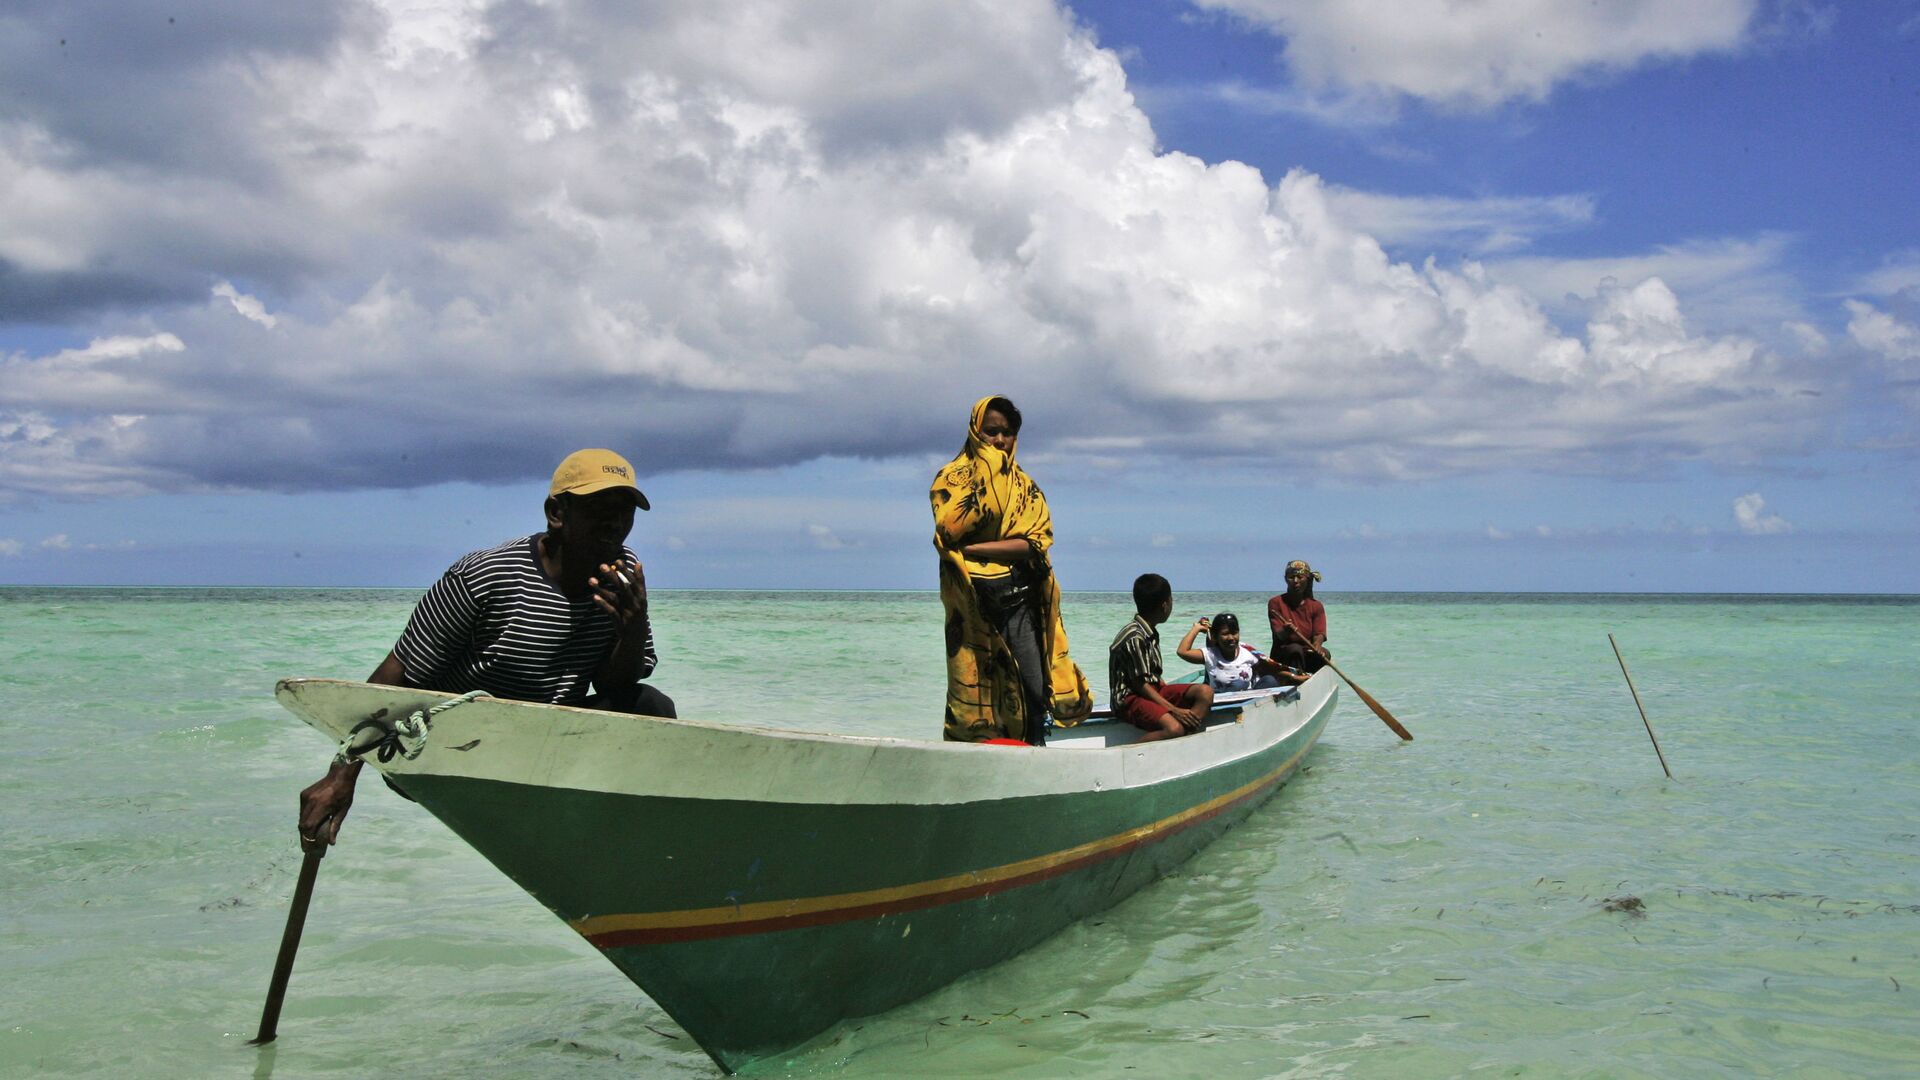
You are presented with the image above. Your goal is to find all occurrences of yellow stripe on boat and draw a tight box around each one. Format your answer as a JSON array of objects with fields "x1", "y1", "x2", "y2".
[{"x1": 571, "y1": 740, "x2": 1311, "y2": 941}]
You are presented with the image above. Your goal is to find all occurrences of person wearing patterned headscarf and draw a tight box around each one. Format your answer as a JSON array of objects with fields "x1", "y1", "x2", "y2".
[
  {"x1": 930, "y1": 396, "x2": 1092, "y2": 743},
  {"x1": 1267, "y1": 559, "x2": 1328, "y2": 673}
]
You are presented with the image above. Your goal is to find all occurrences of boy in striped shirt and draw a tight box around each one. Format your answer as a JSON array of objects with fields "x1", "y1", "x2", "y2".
[{"x1": 1108, "y1": 573, "x2": 1215, "y2": 742}]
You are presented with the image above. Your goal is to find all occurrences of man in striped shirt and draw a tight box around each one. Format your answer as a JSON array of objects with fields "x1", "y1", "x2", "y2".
[
  {"x1": 1109, "y1": 573, "x2": 1215, "y2": 743},
  {"x1": 298, "y1": 449, "x2": 672, "y2": 845}
]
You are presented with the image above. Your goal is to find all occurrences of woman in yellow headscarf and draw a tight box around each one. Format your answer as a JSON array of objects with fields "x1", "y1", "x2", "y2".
[{"x1": 931, "y1": 396, "x2": 1091, "y2": 743}]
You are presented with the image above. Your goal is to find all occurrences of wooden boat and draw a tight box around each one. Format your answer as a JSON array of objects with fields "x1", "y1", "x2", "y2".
[{"x1": 275, "y1": 669, "x2": 1340, "y2": 1073}]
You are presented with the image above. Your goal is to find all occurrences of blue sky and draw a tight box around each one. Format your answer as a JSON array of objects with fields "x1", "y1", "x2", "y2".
[{"x1": 2, "y1": 0, "x2": 1917, "y2": 591}]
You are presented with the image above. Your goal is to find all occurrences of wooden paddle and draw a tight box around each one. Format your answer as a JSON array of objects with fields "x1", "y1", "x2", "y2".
[
  {"x1": 248, "y1": 834, "x2": 328, "y2": 1045},
  {"x1": 1279, "y1": 623, "x2": 1413, "y2": 741}
]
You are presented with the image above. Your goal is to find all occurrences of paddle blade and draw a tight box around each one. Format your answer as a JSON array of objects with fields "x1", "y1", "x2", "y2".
[
  {"x1": 1350, "y1": 681, "x2": 1413, "y2": 741},
  {"x1": 1321, "y1": 659, "x2": 1412, "y2": 740}
]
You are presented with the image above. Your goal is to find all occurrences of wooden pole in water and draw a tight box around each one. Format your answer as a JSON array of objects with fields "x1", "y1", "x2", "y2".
[
  {"x1": 1608, "y1": 633, "x2": 1672, "y2": 780},
  {"x1": 248, "y1": 835, "x2": 328, "y2": 1045}
]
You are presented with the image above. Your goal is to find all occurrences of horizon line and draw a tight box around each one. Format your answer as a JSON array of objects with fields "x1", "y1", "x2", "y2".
[{"x1": 2, "y1": 584, "x2": 1917, "y2": 599}]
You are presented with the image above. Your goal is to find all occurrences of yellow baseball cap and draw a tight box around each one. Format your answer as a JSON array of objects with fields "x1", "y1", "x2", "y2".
[{"x1": 549, "y1": 449, "x2": 650, "y2": 509}]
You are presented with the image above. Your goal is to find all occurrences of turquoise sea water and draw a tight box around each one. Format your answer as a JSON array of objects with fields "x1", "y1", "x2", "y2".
[{"x1": 2, "y1": 588, "x2": 1916, "y2": 1078}]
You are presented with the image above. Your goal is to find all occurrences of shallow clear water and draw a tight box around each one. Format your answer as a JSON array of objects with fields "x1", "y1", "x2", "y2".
[{"x1": 2, "y1": 588, "x2": 1916, "y2": 1078}]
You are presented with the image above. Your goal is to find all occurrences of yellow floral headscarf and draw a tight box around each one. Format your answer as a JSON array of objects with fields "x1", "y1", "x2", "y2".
[{"x1": 931, "y1": 397, "x2": 1092, "y2": 741}]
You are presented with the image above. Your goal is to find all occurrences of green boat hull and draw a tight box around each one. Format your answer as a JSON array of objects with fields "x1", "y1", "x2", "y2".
[{"x1": 277, "y1": 673, "x2": 1338, "y2": 1072}]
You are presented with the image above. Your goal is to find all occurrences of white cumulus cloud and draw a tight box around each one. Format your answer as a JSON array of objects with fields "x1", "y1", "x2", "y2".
[
  {"x1": 1488, "y1": 235, "x2": 1809, "y2": 339},
  {"x1": 1190, "y1": 0, "x2": 1756, "y2": 108},
  {"x1": 1845, "y1": 300, "x2": 1920, "y2": 365},
  {"x1": 1732, "y1": 492, "x2": 1790, "y2": 534},
  {"x1": 1851, "y1": 251, "x2": 1920, "y2": 297},
  {"x1": 43, "y1": 334, "x2": 185, "y2": 365},
  {"x1": 0, "y1": 538, "x2": 21, "y2": 557},
  {"x1": 212, "y1": 282, "x2": 279, "y2": 328},
  {"x1": 0, "y1": 0, "x2": 1821, "y2": 499},
  {"x1": 1784, "y1": 321, "x2": 1828, "y2": 353}
]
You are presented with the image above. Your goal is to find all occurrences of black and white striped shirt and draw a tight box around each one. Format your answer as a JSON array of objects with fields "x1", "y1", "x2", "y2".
[
  {"x1": 391, "y1": 535, "x2": 656, "y2": 704},
  {"x1": 1108, "y1": 613, "x2": 1162, "y2": 707}
]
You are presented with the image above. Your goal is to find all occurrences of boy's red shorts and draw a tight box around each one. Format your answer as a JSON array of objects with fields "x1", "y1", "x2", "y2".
[{"x1": 1119, "y1": 681, "x2": 1203, "y2": 730}]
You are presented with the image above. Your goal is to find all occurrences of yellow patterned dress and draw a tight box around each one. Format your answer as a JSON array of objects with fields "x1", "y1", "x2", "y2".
[{"x1": 931, "y1": 397, "x2": 1092, "y2": 742}]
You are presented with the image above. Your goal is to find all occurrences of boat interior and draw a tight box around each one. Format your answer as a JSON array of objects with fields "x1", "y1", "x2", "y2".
[{"x1": 1046, "y1": 684, "x2": 1301, "y2": 750}]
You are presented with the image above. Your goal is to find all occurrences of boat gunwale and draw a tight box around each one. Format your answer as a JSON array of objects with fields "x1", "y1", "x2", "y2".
[
  {"x1": 274, "y1": 677, "x2": 1301, "y2": 746},
  {"x1": 273, "y1": 671, "x2": 1337, "y2": 806}
]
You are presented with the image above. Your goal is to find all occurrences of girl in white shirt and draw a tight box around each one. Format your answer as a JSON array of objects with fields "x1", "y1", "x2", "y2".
[{"x1": 1175, "y1": 612, "x2": 1305, "y2": 691}]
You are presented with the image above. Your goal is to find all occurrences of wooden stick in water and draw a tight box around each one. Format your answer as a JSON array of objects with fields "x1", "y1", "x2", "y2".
[
  {"x1": 248, "y1": 834, "x2": 328, "y2": 1045},
  {"x1": 1608, "y1": 633, "x2": 1672, "y2": 780}
]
